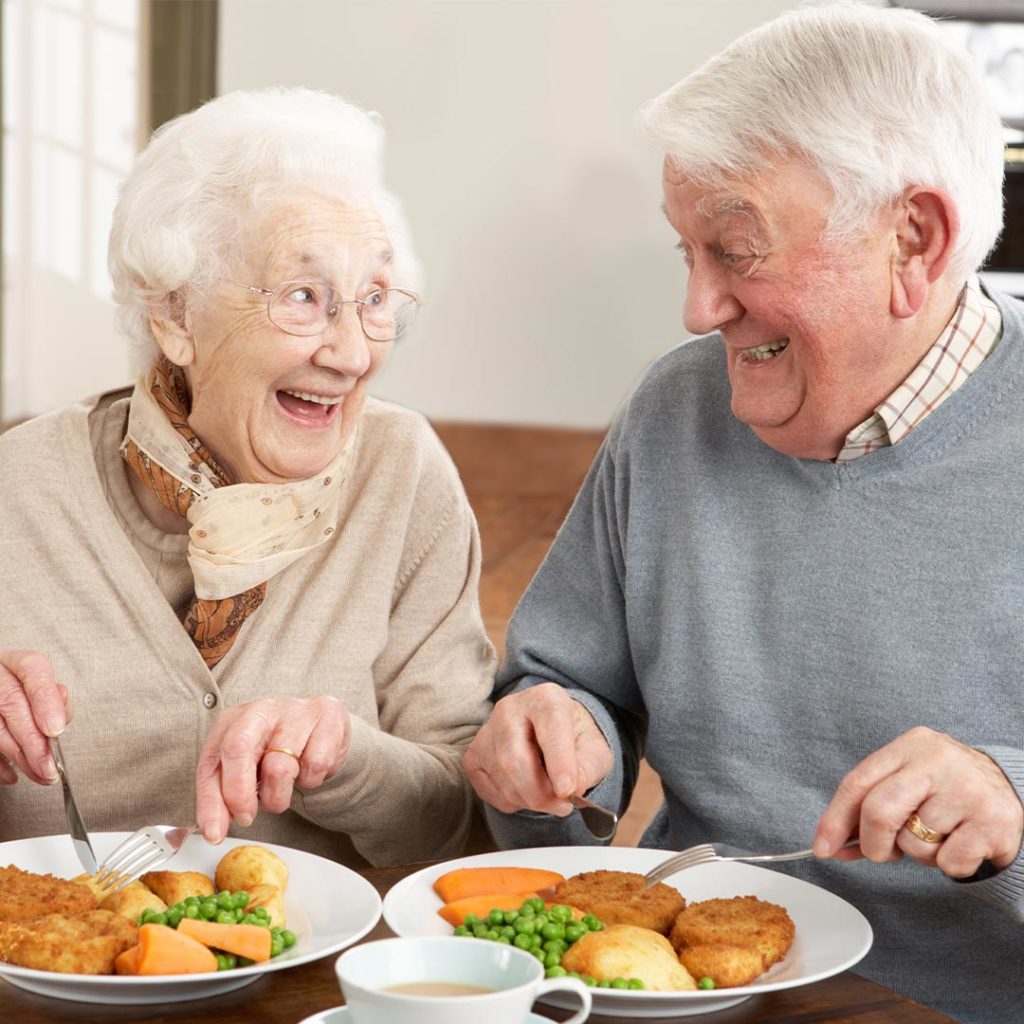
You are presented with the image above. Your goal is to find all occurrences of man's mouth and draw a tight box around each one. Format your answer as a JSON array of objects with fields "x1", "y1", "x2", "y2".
[
  {"x1": 740, "y1": 338, "x2": 790, "y2": 363},
  {"x1": 277, "y1": 389, "x2": 345, "y2": 421}
]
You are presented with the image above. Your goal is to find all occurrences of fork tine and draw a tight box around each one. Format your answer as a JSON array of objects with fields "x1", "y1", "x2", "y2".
[
  {"x1": 96, "y1": 844, "x2": 163, "y2": 887},
  {"x1": 96, "y1": 832, "x2": 152, "y2": 875},
  {"x1": 645, "y1": 844, "x2": 719, "y2": 886},
  {"x1": 96, "y1": 849, "x2": 170, "y2": 894}
]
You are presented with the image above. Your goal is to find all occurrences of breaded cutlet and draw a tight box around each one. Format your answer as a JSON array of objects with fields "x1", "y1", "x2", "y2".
[
  {"x1": 0, "y1": 865, "x2": 96, "y2": 924},
  {"x1": 553, "y1": 870, "x2": 686, "y2": 935},
  {"x1": 669, "y1": 895, "x2": 795, "y2": 978},
  {"x1": 0, "y1": 909, "x2": 137, "y2": 974},
  {"x1": 678, "y1": 942, "x2": 767, "y2": 988}
]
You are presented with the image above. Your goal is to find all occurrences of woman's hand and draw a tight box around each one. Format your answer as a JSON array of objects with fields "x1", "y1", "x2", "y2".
[
  {"x1": 814, "y1": 726, "x2": 1024, "y2": 877},
  {"x1": 0, "y1": 649, "x2": 71, "y2": 786},
  {"x1": 464, "y1": 683, "x2": 613, "y2": 815},
  {"x1": 195, "y1": 695, "x2": 349, "y2": 843}
]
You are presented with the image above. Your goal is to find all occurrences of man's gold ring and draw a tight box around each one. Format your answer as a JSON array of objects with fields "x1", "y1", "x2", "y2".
[
  {"x1": 265, "y1": 746, "x2": 301, "y2": 761},
  {"x1": 905, "y1": 812, "x2": 946, "y2": 844}
]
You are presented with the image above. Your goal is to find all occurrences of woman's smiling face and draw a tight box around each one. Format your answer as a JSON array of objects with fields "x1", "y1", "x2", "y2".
[{"x1": 156, "y1": 192, "x2": 395, "y2": 483}]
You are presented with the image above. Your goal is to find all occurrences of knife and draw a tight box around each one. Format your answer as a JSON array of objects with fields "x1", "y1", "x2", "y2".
[{"x1": 49, "y1": 736, "x2": 98, "y2": 875}]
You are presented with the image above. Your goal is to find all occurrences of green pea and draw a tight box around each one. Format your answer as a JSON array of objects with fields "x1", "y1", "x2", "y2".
[
  {"x1": 513, "y1": 933, "x2": 533, "y2": 950},
  {"x1": 532, "y1": 948, "x2": 546, "y2": 962},
  {"x1": 200, "y1": 901, "x2": 219, "y2": 920},
  {"x1": 233, "y1": 891, "x2": 250, "y2": 908},
  {"x1": 541, "y1": 939, "x2": 565, "y2": 956},
  {"x1": 453, "y1": 925, "x2": 470, "y2": 936},
  {"x1": 540, "y1": 922, "x2": 565, "y2": 941},
  {"x1": 472, "y1": 923, "x2": 489, "y2": 938},
  {"x1": 529, "y1": 933, "x2": 543, "y2": 949},
  {"x1": 610, "y1": 978, "x2": 629, "y2": 989},
  {"x1": 526, "y1": 898, "x2": 545, "y2": 913},
  {"x1": 496, "y1": 935, "x2": 511, "y2": 944},
  {"x1": 237, "y1": 956, "x2": 254, "y2": 967},
  {"x1": 270, "y1": 934, "x2": 285, "y2": 958},
  {"x1": 215, "y1": 954, "x2": 233, "y2": 972},
  {"x1": 165, "y1": 909, "x2": 183, "y2": 928},
  {"x1": 463, "y1": 914, "x2": 479, "y2": 926},
  {"x1": 216, "y1": 910, "x2": 236, "y2": 925},
  {"x1": 581, "y1": 914, "x2": 600, "y2": 930},
  {"x1": 216, "y1": 891, "x2": 235, "y2": 909},
  {"x1": 513, "y1": 917, "x2": 536, "y2": 935},
  {"x1": 487, "y1": 909, "x2": 505, "y2": 926},
  {"x1": 534, "y1": 914, "x2": 549, "y2": 930},
  {"x1": 149, "y1": 912, "x2": 168, "y2": 926},
  {"x1": 627, "y1": 978, "x2": 645, "y2": 990},
  {"x1": 241, "y1": 913, "x2": 260, "y2": 925},
  {"x1": 545, "y1": 965, "x2": 567, "y2": 978},
  {"x1": 184, "y1": 904, "x2": 200, "y2": 919},
  {"x1": 566, "y1": 972, "x2": 582, "y2": 980},
  {"x1": 564, "y1": 923, "x2": 584, "y2": 943},
  {"x1": 518, "y1": 903, "x2": 536, "y2": 918},
  {"x1": 503, "y1": 910, "x2": 519, "y2": 925},
  {"x1": 582, "y1": 975, "x2": 597, "y2": 987},
  {"x1": 598, "y1": 979, "x2": 612, "y2": 988},
  {"x1": 500, "y1": 926, "x2": 516, "y2": 939},
  {"x1": 548, "y1": 904, "x2": 573, "y2": 923},
  {"x1": 543, "y1": 952, "x2": 561, "y2": 968},
  {"x1": 483, "y1": 929, "x2": 499, "y2": 941},
  {"x1": 252, "y1": 906, "x2": 270, "y2": 921},
  {"x1": 184, "y1": 896, "x2": 201, "y2": 907},
  {"x1": 698, "y1": 976, "x2": 715, "y2": 990}
]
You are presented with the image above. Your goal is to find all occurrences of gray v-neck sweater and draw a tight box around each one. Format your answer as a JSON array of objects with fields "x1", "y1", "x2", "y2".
[{"x1": 486, "y1": 290, "x2": 1024, "y2": 1024}]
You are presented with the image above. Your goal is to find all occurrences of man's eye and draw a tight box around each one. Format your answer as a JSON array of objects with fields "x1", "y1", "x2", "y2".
[{"x1": 719, "y1": 251, "x2": 749, "y2": 266}]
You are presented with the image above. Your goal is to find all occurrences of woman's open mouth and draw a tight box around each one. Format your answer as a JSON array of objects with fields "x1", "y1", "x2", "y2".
[{"x1": 276, "y1": 389, "x2": 344, "y2": 424}]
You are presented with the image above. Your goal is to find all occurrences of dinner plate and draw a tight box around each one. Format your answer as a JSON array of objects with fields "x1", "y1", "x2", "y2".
[
  {"x1": 297, "y1": 1010, "x2": 553, "y2": 1024},
  {"x1": 382, "y1": 845, "x2": 873, "y2": 1019},
  {"x1": 0, "y1": 832, "x2": 382, "y2": 1004}
]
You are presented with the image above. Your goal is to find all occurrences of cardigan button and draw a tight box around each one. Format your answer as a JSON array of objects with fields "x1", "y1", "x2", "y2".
[{"x1": 203, "y1": 692, "x2": 217, "y2": 709}]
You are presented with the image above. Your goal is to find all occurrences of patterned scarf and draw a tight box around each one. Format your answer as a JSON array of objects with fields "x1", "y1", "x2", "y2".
[{"x1": 121, "y1": 357, "x2": 352, "y2": 669}]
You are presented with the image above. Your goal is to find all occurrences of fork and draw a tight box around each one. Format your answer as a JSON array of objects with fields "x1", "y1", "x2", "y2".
[
  {"x1": 644, "y1": 838, "x2": 861, "y2": 888},
  {"x1": 93, "y1": 824, "x2": 199, "y2": 894}
]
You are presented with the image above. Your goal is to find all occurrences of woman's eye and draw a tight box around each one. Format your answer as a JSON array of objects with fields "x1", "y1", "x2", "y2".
[
  {"x1": 285, "y1": 285, "x2": 319, "y2": 304},
  {"x1": 364, "y1": 289, "x2": 386, "y2": 307}
]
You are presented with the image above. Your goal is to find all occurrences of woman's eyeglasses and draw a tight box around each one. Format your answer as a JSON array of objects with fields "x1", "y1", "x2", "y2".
[{"x1": 222, "y1": 280, "x2": 421, "y2": 342}]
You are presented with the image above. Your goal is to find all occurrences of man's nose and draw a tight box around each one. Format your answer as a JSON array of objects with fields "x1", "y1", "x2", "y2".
[
  {"x1": 682, "y1": 259, "x2": 743, "y2": 336},
  {"x1": 312, "y1": 305, "x2": 372, "y2": 376}
]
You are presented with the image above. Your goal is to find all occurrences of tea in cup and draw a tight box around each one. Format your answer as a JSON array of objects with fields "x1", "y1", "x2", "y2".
[{"x1": 335, "y1": 936, "x2": 592, "y2": 1024}]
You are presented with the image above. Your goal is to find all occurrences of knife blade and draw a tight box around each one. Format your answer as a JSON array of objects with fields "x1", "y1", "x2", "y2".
[{"x1": 49, "y1": 736, "x2": 98, "y2": 875}]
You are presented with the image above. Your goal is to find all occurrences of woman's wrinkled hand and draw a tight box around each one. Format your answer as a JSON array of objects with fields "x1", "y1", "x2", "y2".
[
  {"x1": 464, "y1": 683, "x2": 613, "y2": 816},
  {"x1": 0, "y1": 649, "x2": 71, "y2": 786},
  {"x1": 195, "y1": 695, "x2": 349, "y2": 843},
  {"x1": 813, "y1": 726, "x2": 1024, "y2": 877}
]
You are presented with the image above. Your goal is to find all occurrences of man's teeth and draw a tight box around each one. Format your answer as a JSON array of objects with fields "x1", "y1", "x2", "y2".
[
  {"x1": 282, "y1": 389, "x2": 343, "y2": 406},
  {"x1": 742, "y1": 339, "x2": 790, "y2": 362}
]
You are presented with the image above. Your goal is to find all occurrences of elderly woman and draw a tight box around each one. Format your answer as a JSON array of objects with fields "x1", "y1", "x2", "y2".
[{"x1": 0, "y1": 88, "x2": 495, "y2": 868}]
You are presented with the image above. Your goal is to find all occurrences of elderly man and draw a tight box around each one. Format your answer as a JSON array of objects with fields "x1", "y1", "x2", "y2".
[{"x1": 464, "y1": 5, "x2": 1024, "y2": 1022}]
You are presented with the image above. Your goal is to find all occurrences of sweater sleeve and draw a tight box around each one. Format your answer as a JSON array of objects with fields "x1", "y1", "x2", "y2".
[
  {"x1": 482, "y1": 426, "x2": 648, "y2": 848},
  {"x1": 297, "y1": 482, "x2": 496, "y2": 867}
]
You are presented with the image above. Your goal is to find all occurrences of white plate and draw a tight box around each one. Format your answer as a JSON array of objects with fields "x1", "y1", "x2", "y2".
[
  {"x1": 0, "y1": 832, "x2": 382, "y2": 1004},
  {"x1": 382, "y1": 845, "x2": 873, "y2": 1019}
]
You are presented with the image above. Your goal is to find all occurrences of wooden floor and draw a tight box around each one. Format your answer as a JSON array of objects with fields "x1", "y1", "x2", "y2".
[{"x1": 433, "y1": 421, "x2": 661, "y2": 847}]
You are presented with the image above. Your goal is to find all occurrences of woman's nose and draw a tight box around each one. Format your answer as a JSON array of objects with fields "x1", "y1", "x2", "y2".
[
  {"x1": 682, "y1": 259, "x2": 743, "y2": 336},
  {"x1": 312, "y1": 306, "x2": 372, "y2": 376}
]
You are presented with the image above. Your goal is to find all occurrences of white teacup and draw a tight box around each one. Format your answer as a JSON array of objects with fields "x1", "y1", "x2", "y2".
[{"x1": 335, "y1": 936, "x2": 592, "y2": 1024}]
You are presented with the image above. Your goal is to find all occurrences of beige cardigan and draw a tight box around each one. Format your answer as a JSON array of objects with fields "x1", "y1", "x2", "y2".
[{"x1": 0, "y1": 390, "x2": 496, "y2": 868}]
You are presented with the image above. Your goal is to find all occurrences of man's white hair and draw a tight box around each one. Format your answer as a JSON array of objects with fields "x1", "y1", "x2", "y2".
[
  {"x1": 109, "y1": 87, "x2": 422, "y2": 372},
  {"x1": 637, "y1": 1, "x2": 1005, "y2": 282}
]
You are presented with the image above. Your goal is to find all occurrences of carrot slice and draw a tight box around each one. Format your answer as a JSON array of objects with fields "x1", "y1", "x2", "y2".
[
  {"x1": 432, "y1": 867, "x2": 565, "y2": 904},
  {"x1": 437, "y1": 892, "x2": 541, "y2": 926},
  {"x1": 177, "y1": 917, "x2": 273, "y2": 962},
  {"x1": 115, "y1": 923, "x2": 218, "y2": 975}
]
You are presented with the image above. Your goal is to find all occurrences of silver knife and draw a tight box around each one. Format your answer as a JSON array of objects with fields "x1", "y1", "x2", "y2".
[{"x1": 49, "y1": 736, "x2": 98, "y2": 874}]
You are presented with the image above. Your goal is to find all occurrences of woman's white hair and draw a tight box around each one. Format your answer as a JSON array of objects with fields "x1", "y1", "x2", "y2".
[
  {"x1": 109, "y1": 87, "x2": 422, "y2": 372},
  {"x1": 637, "y1": 1, "x2": 1005, "y2": 282}
]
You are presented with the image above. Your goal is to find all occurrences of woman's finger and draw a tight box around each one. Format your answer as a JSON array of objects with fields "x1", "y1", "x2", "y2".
[
  {"x1": 294, "y1": 696, "x2": 348, "y2": 791},
  {"x1": 0, "y1": 651, "x2": 61, "y2": 783}
]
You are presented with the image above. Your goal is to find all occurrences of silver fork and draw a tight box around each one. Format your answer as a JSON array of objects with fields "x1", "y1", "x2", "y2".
[
  {"x1": 93, "y1": 824, "x2": 199, "y2": 894},
  {"x1": 644, "y1": 838, "x2": 861, "y2": 888}
]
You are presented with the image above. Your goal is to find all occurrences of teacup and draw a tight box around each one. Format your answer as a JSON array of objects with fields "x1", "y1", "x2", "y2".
[{"x1": 335, "y1": 935, "x2": 592, "y2": 1024}]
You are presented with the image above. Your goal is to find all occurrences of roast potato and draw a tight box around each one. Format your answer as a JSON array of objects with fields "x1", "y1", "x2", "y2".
[
  {"x1": 244, "y1": 883, "x2": 286, "y2": 927},
  {"x1": 99, "y1": 881, "x2": 167, "y2": 921},
  {"x1": 139, "y1": 870, "x2": 215, "y2": 906},
  {"x1": 561, "y1": 923, "x2": 697, "y2": 991},
  {"x1": 215, "y1": 845, "x2": 288, "y2": 895}
]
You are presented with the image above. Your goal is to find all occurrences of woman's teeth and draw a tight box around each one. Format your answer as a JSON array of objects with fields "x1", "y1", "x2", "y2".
[
  {"x1": 742, "y1": 339, "x2": 790, "y2": 362},
  {"x1": 281, "y1": 389, "x2": 343, "y2": 406}
]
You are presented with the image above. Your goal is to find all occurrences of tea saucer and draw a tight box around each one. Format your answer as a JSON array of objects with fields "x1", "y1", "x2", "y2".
[{"x1": 297, "y1": 1008, "x2": 553, "y2": 1024}]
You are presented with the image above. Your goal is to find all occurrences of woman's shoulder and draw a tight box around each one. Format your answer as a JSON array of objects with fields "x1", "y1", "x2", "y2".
[{"x1": 357, "y1": 397, "x2": 461, "y2": 489}]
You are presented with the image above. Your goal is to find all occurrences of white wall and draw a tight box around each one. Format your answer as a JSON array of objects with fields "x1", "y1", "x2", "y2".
[{"x1": 219, "y1": 0, "x2": 797, "y2": 428}]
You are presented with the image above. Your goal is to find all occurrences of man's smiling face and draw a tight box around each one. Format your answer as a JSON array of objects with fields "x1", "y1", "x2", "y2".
[{"x1": 663, "y1": 157, "x2": 906, "y2": 460}]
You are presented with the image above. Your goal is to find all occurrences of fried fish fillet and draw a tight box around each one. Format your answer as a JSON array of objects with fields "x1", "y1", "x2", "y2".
[
  {"x1": 553, "y1": 870, "x2": 685, "y2": 935},
  {"x1": 0, "y1": 865, "x2": 96, "y2": 924},
  {"x1": 561, "y1": 923, "x2": 697, "y2": 991},
  {"x1": 0, "y1": 909, "x2": 137, "y2": 974},
  {"x1": 669, "y1": 895, "x2": 795, "y2": 985}
]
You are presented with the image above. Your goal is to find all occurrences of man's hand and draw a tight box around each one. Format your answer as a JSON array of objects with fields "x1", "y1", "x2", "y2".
[
  {"x1": 0, "y1": 649, "x2": 71, "y2": 786},
  {"x1": 195, "y1": 695, "x2": 349, "y2": 843},
  {"x1": 464, "y1": 683, "x2": 613, "y2": 815},
  {"x1": 814, "y1": 726, "x2": 1024, "y2": 877}
]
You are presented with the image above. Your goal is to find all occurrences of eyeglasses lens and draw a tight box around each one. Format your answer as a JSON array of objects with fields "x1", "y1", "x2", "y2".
[{"x1": 269, "y1": 282, "x2": 417, "y2": 341}]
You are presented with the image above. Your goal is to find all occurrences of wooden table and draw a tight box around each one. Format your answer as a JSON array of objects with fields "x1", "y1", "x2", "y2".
[{"x1": 2, "y1": 864, "x2": 956, "y2": 1024}]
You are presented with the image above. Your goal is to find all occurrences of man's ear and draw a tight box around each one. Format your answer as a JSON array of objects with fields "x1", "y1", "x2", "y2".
[
  {"x1": 890, "y1": 187, "x2": 960, "y2": 319},
  {"x1": 148, "y1": 290, "x2": 195, "y2": 366}
]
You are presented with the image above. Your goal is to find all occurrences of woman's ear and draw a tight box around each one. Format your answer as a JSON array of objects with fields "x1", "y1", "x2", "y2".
[
  {"x1": 148, "y1": 290, "x2": 195, "y2": 366},
  {"x1": 889, "y1": 187, "x2": 960, "y2": 319}
]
